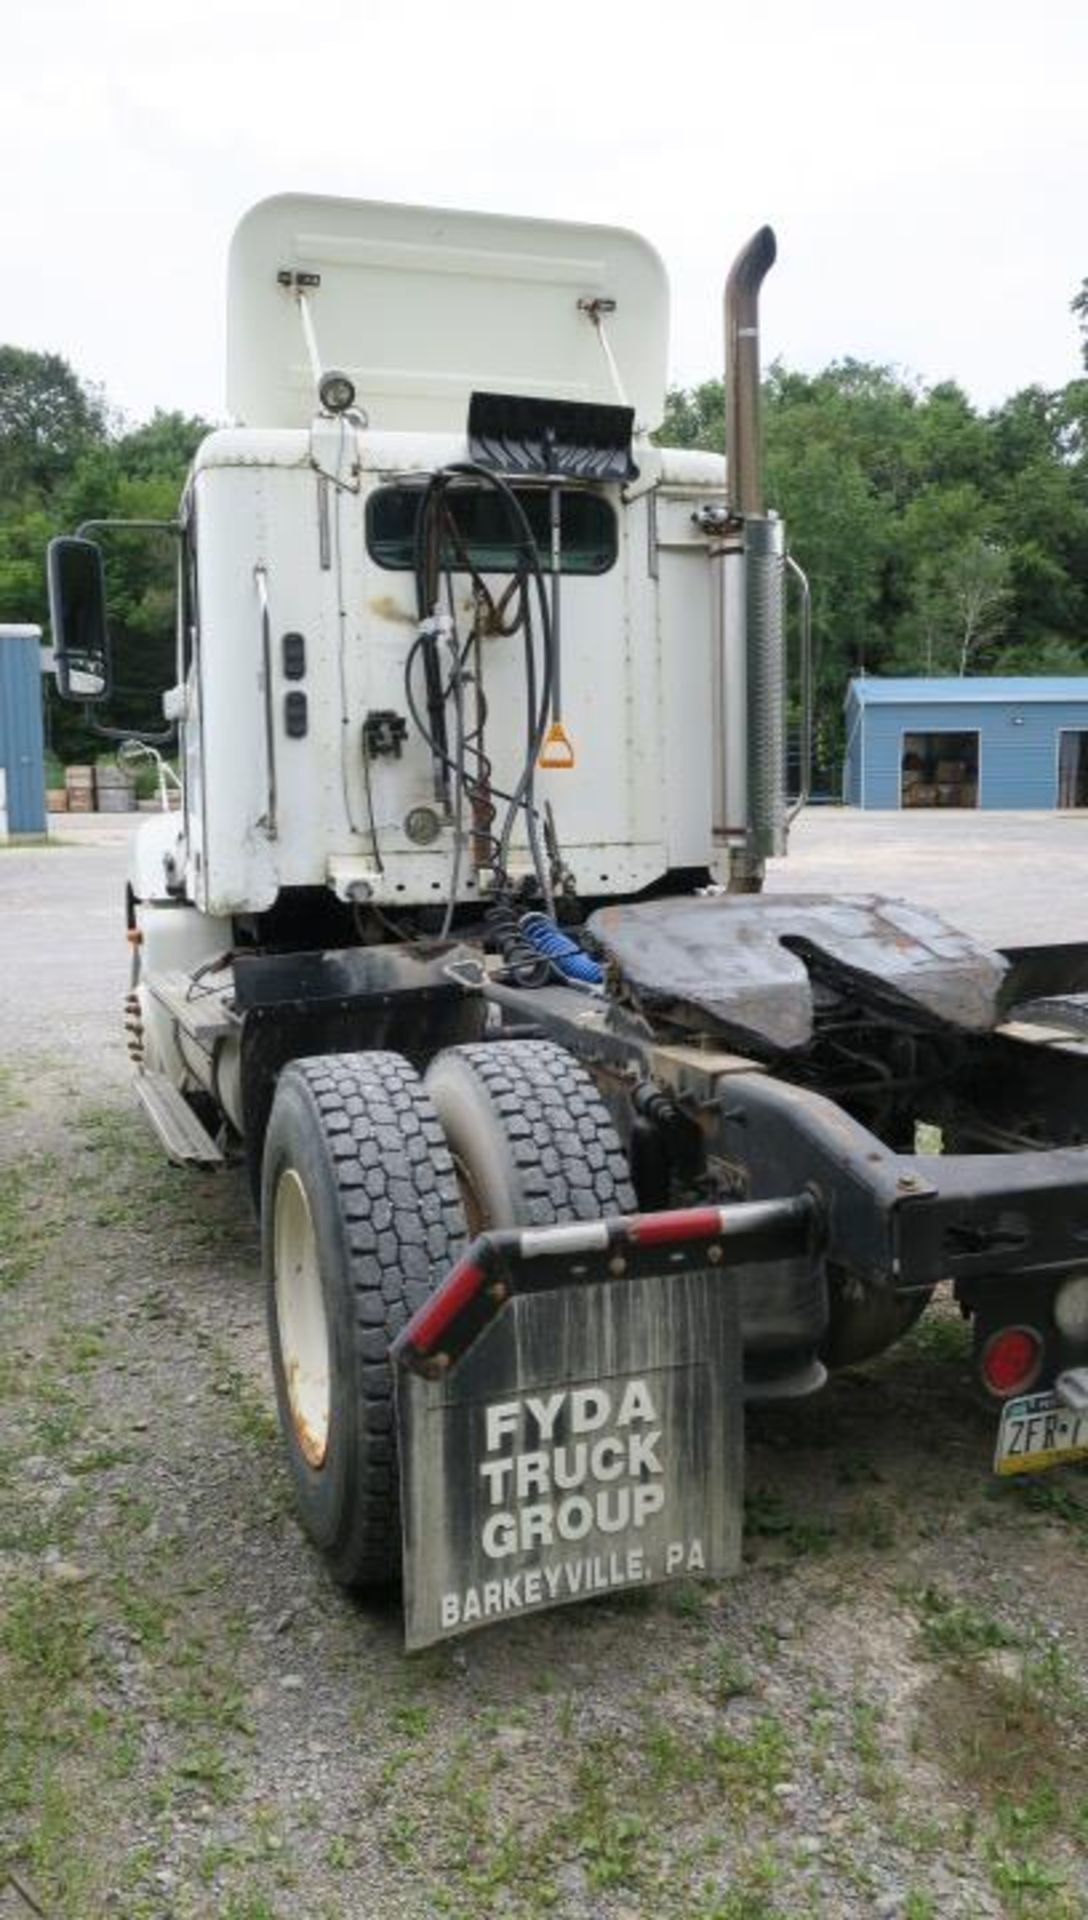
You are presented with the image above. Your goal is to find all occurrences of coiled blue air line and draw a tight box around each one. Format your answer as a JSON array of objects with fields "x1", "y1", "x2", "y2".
[{"x1": 518, "y1": 912, "x2": 604, "y2": 987}]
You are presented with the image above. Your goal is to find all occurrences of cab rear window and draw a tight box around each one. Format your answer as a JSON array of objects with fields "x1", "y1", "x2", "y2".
[{"x1": 366, "y1": 484, "x2": 617, "y2": 575}]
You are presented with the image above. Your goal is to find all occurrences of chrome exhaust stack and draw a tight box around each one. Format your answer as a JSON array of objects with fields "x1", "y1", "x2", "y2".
[
  {"x1": 725, "y1": 225, "x2": 776, "y2": 518},
  {"x1": 712, "y1": 226, "x2": 786, "y2": 891}
]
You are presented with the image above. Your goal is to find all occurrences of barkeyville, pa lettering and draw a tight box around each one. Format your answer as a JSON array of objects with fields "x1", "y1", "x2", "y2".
[{"x1": 440, "y1": 1539, "x2": 708, "y2": 1629}]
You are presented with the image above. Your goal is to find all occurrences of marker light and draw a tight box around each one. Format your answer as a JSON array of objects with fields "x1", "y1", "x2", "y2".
[
  {"x1": 980, "y1": 1326, "x2": 1043, "y2": 1398},
  {"x1": 1054, "y1": 1275, "x2": 1088, "y2": 1343},
  {"x1": 318, "y1": 369, "x2": 356, "y2": 414}
]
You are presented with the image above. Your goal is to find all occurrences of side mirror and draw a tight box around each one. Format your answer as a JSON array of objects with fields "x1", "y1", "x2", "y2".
[{"x1": 46, "y1": 536, "x2": 112, "y2": 703}]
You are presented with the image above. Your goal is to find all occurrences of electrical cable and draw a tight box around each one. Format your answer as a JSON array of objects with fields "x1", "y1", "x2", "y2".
[
  {"x1": 449, "y1": 466, "x2": 556, "y2": 889},
  {"x1": 441, "y1": 465, "x2": 556, "y2": 886},
  {"x1": 404, "y1": 463, "x2": 562, "y2": 927},
  {"x1": 439, "y1": 620, "x2": 465, "y2": 940},
  {"x1": 482, "y1": 896, "x2": 551, "y2": 988},
  {"x1": 359, "y1": 738, "x2": 385, "y2": 874},
  {"x1": 353, "y1": 899, "x2": 415, "y2": 944}
]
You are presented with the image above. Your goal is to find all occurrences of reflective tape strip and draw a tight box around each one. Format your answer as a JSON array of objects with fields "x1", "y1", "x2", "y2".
[
  {"x1": 626, "y1": 1206, "x2": 731, "y2": 1247},
  {"x1": 518, "y1": 1221, "x2": 613, "y2": 1259}
]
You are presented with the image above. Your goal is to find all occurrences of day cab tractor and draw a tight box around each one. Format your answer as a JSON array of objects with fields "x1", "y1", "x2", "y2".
[{"x1": 48, "y1": 195, "x2": 1088, "y2": 1646}]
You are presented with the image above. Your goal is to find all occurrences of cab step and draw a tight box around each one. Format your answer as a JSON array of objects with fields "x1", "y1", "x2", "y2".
[
  {"x1": 144, "y1": 969, "x2": 237, "y2": 1047},
  {"x1": 134, "y1": 1071, "x2": 224, "y2": 1167}
]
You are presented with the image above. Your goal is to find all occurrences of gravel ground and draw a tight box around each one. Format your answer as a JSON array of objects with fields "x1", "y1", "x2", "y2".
[
  {"x1": 765, "y1": 808, "x2": 1088, "y2": 949},
  {"x1": 1, "y1": 813, "x2": 1087, "y2": 1920}
]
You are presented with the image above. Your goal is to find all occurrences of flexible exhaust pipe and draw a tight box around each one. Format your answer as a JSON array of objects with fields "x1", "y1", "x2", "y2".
[{"x1": 724, "y1": 225, "x2": 776, "y2": 516}]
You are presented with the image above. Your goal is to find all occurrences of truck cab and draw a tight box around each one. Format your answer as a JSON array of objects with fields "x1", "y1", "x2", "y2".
[{"x1": 46, "y1": 195, "x2": 1088, "y2": 1646}]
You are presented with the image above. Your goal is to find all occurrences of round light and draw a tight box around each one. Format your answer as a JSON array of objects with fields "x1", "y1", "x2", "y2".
[
  {"x1": 1054, "y1": 1275, "x2": 1088, "y2": 1342},
  {"x1": 404, "y1": 805, "x2": 442, "y2": 846},
  {"x1": 980, "y1": 1326, "x2": 1042, "y2": 1399},
  {"x1": 318, "y1": 369, "x2": 356, "y2": 414}
]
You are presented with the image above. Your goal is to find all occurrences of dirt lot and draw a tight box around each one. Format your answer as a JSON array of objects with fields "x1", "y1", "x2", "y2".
[{"x1": 2, "y1": 813, "x2": 1087, "y2": 1920}]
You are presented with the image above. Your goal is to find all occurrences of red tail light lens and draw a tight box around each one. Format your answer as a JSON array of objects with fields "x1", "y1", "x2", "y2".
[{"x1": 980, "y1": 1326, "x2": 1042, "y2": 1398}]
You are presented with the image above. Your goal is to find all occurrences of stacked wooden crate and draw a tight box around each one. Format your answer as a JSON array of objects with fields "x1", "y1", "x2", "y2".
[
  {"x1": 94, "y1": 765, "x2": 136, "y2": 813},
  {"x1": 65, "y1": 766, "x2": 95, "y2": 813}
]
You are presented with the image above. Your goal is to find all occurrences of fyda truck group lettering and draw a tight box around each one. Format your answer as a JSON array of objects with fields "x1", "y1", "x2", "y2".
[{"x1": 440, "y1": 1377, "x2": 705, "y2": 1630}]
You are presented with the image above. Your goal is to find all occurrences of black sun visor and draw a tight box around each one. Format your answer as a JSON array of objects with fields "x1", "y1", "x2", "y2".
[{"x1": 468, "y1": 391, "x2": 638, "y2": 484}]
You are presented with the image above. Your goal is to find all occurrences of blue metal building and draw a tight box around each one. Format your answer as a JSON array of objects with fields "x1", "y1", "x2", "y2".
[
  {"x1": 0, "y1": 625, "x2": 47, "y2": 834},
  {"x1": 844, "y1": 677, "x2": 1088, "y2": 811}
]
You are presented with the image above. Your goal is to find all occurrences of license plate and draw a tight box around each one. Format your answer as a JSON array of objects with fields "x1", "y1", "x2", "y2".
[{"x1": 994, "y1": 1388, "x2": 1088, "y2": 1476}]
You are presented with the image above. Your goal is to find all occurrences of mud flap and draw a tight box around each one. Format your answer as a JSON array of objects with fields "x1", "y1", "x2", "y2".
[
  {"x1": 392, "y1": 1198, "x2": 818, "y2": 1649},
  {"x1": 395, "y1": 1269, "x2": 741, "y2": 1649}
]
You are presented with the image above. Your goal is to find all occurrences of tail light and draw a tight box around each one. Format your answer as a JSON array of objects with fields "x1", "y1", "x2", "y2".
[{"x1": 980, "y1": 1326, "x2": 1043, "y2": 1398}]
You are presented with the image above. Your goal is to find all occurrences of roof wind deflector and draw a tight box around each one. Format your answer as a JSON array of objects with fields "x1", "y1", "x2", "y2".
[{"x1": 467, "y1": 392, "x2": 638, "y2": 483}]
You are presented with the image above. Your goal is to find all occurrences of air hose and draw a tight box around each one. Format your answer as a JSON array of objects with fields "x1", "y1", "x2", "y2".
[
  {"x1": 484, "y1": 898, "x2": 551, "y2": 988},
  {"x1": 518, "y1": 911, "x2": 604, "y2": 988}
]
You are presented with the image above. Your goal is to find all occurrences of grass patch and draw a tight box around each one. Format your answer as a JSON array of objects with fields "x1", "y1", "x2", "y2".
[
  {"x1": 0, "y1": 1577, "x2": 101, "y2": 1891},
  {"x1": 0, "y1": 1159, "x2": 57, "y2": 1292},
  {"x1": 909, "y1": 1585, "x2": 1020, "y2": 1665},
  {"x1": 0, "y1": 1062, "x2": 28, "y2": 1116},
  {"x1": 172, "y1": 1744, "x2": 243, "y2": 1805},
  {"x1": 842, "y1": 1498, "x2": 897, "y2": 1549},
  {"x1": 903, "y1": 1897, "x2": 937, "y2": 1920},
  {"x1": 851, "y1": 1697, "x2": 893, "y2": 1801},
  {"x1": 907, "y1": 1591, "x2": 1087, "y2": 1912},
  {"x1": 694, "y1": 1889, "x2": 786, "y2": 1920},
  {"x1": 745, "y1": 1488, "x2": 835, "y2": 1558},
  {"x1": 380, "y1": 1710, "x2": 795, "y2": 1909},
  {"x1": 705, "y1": 1646, "x2": 755, "y2": 1705},
  {"x1": 929, "y1": 1668, "x2": 1071, "y2": 1807},
  {"x1": 901, "y1": 1309, "x2": 971, "y2": 1366},
  {"x1": 213, "y1": 1361, "x2": 280, "y2": 1451},
  {"x1": 1009, "y1": 1472, "x2": 1088, "y2": 1534},
  {"x1": 69, "y1": 1098, "x2": 255, "y2": 1265}
]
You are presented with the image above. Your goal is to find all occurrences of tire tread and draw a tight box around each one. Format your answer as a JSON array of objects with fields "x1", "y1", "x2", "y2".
[
  {"x1": 436, "y1": 1039, "x2": 636, "y2": 1223},
  {"x1": 273, "y1": 1051, "x2": 465, "y2": 1586}
]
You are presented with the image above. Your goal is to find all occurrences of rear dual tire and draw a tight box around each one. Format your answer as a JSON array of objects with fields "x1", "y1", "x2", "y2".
[
  {"x1": 263, "y1": 1040, "x2": 633, "y2": 1590},
  {"x1": 424, "y1": 1039, "x2": 636, "y2": 1233},
  {"x1": 262, "y1": 1052, "x2": 466, "y2": 1588}
]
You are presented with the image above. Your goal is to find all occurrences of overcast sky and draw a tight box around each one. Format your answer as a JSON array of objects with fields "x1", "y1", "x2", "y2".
[{"x1": 3, "y1": 0, "x2": 1086, "y2": 427}]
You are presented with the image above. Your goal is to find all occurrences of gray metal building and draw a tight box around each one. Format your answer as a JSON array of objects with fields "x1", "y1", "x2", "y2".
[
  {"x1": 0, "y1": 626, "x2": 47, "y2": 835},
  {"x1": 844, "y1": 676, "x2": 1088, "y2": 811}
]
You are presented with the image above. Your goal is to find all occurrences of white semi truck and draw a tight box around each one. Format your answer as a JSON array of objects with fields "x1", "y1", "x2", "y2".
[{"x1": 48, "y1": 196, "x2": 1088, "y2": 1646}]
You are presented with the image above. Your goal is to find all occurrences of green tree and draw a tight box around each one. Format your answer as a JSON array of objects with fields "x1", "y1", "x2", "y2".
[
  {"x1": 658, "y1": 379, "x2": 725, "y2": 452},
  {"x1": 659, "y1": 346, "x2": 1088, "y2": 776},
  {"x1": 115, "y1": 410, "x2": 208, "y2": 480},
  {"x1": 995, "y1": 632, "x2": 1088, "y2": 674},
  {"x1": 0, "y1": 373, "x2": 210, "y2": 761},
  {"x1": 0, "y1": 346, "x2": 107, "y2": 504},
  {"x1": 946, "y1": 537, "x2": 1014, "y2": 675},
  {"x1": 1073, "y1": 279, "x2": 1088, "y2": 371}
]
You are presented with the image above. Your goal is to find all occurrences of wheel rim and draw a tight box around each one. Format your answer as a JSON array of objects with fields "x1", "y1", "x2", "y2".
[
  {"x1": 452, "y1": 1153, "x2": 489, "y2": 1238},
  {"x1": 273, "y1": 1168, "x2": 331, "y2": 1469}
]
